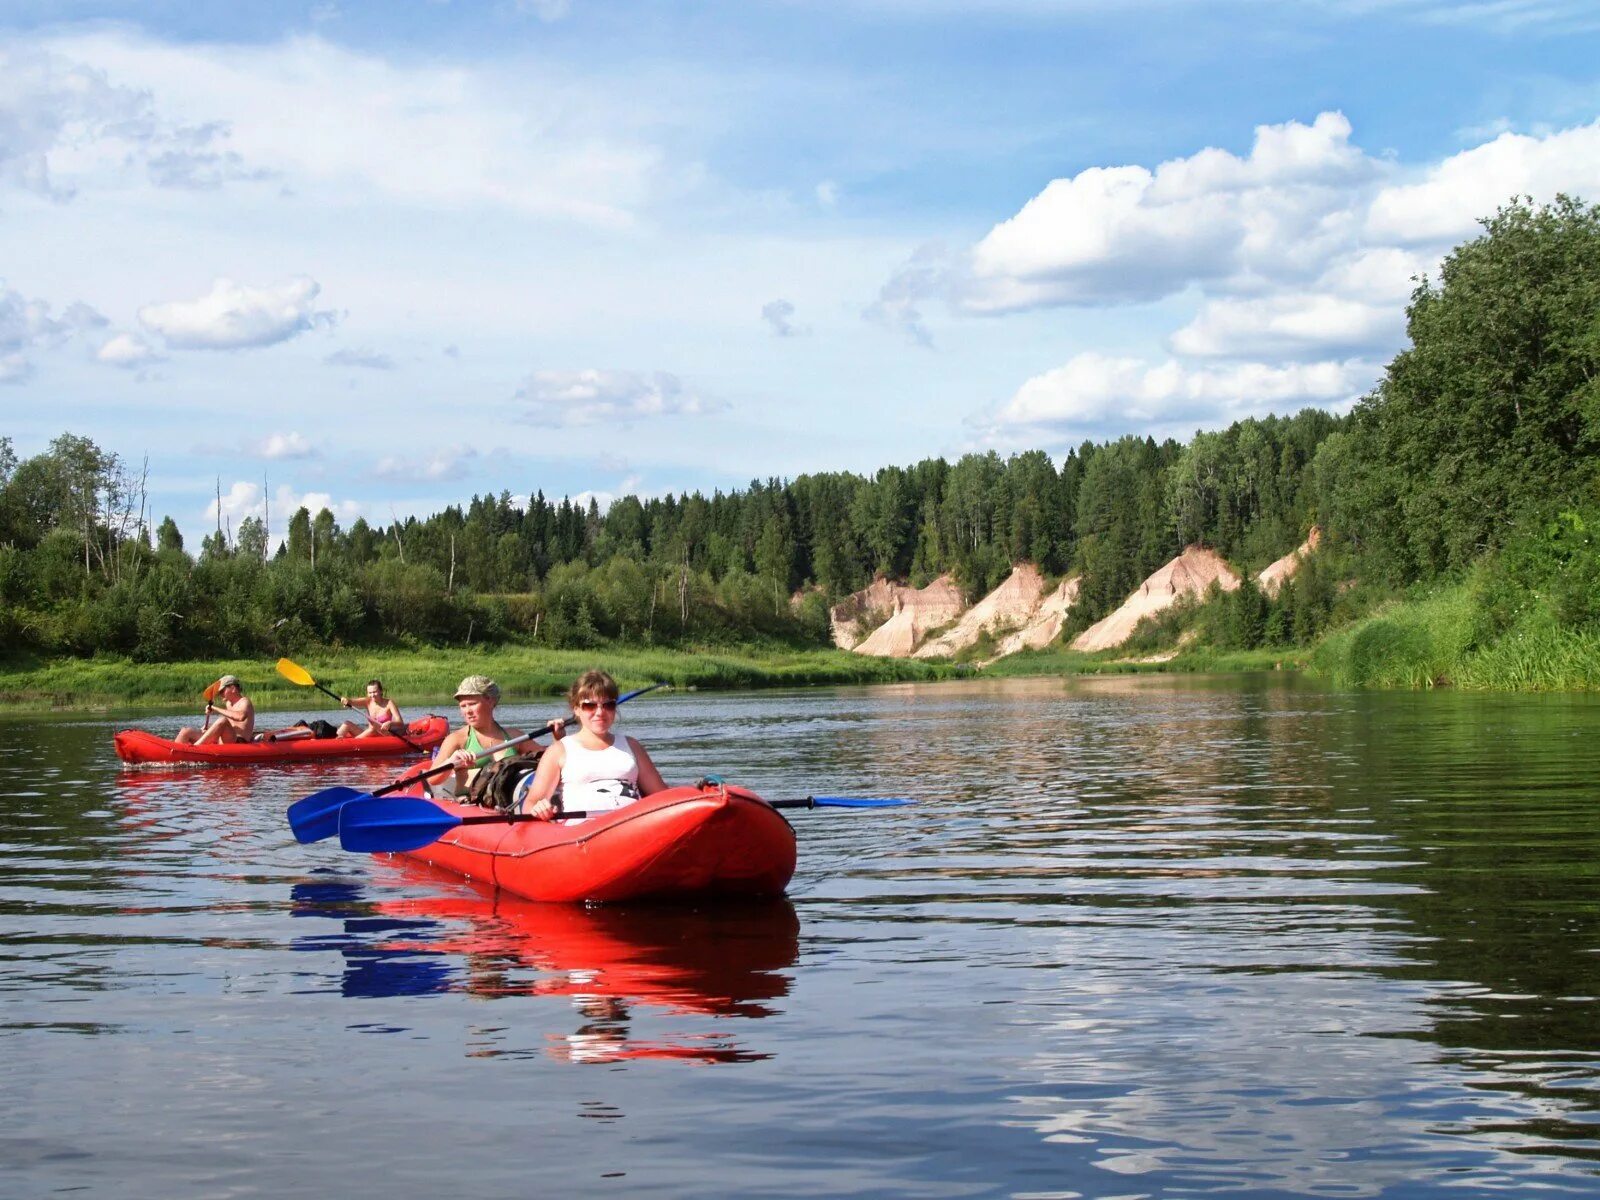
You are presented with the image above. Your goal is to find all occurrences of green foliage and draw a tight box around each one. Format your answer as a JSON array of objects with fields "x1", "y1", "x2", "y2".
[{"x1": 1318, "y1": 195, "x2": 1600, "y2": 580}]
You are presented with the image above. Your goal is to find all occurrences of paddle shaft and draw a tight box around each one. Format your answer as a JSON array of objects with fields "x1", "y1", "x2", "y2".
[
  {"x1": 369, "y1": 679, "x2": 669, "y2": 795},
  {"x1": 428, "y1": 796, "x2": 857, "y2": 829}
]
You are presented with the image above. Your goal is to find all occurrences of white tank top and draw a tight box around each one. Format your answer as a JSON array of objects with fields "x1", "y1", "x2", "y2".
[{"x1": 559, "y1": 735, "x2": 640, "y2": 814}]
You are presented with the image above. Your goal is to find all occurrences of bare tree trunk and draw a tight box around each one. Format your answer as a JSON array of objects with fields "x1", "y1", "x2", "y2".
[
  {"x1": 448, "y1": 534, "x2": 456, "y2": 592},
  {"x1": 679, "y1": 552, "x2": 689, "y2": 626},
  {"x1": 390, "y1": 505, "x2": 405, "y2": 563}
]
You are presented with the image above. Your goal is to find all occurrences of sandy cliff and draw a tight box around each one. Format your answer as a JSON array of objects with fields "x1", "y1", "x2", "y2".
[
  {"x1": 1256, "y1": 527, "x2": 1321, "y2": 597},
  {"x1": 913, "y1": 564, "x2": 1048, "y2": 659},
  {"x1": 847, "y1": 575, "x2": 966, "y2": 657},
  {"x1": 985, "y1": 575, "x2": 1081, "y2": 662},
  {"x1": 1072, "y1": 546, "x2": 1240, "y2": 653}
]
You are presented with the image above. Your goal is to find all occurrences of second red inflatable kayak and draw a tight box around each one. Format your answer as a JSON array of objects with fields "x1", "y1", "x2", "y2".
[{"x1": 114, "y1": 715, "x2": 450, "y2": 766}]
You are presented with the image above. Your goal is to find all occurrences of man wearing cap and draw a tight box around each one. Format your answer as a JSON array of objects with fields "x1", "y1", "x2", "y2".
[
  {"x1": 175, "y1": 675, "x2": 257, "y2": 745},
  {"x1": 430, "y1": 675, "x2": 532, "y2": 796}
]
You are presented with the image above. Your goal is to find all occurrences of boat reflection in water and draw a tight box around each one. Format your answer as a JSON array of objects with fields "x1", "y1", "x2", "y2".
[{"x1": 292, "y1": 856, "x2": 800, "y2": 1064}]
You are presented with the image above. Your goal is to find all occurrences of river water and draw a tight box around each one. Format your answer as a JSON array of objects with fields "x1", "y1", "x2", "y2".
[{"x1": 3, "y1": 675, "x2": 1599, "y2": 1198}]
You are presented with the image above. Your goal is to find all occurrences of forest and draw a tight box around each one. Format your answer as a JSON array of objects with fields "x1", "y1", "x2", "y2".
[{"x1": 3, "y1": 196, "x2": 1597, "y2": 677}]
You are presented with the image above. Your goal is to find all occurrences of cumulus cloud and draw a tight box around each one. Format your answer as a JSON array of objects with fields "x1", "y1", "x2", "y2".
[
  {"x1": 515, "y1": 369, "x2": 724, "y2": 425},
  {"x1": 325, "y1": 347, "x2": 395, "y2": 370},
  {"x1": 956, "y1": 112, "x2": 1379, "y2": 313},
  {"x1": 373, "y1": 445, "x2": 479, "y2": 483},
  {"x1": 95, "y1": 332, "x2": 164, "y2": 368},
  {"x1": 883, "y1": 112, "x2": 1600, "y2": 369},
  {"x1": 992, "y1": 353, "x2": 1377, "y2": 440},
  {"x1": 1365, "y1": 121, "x2": 1600, "y2": 244},
  {"x1": 257, "y1": 432, "x2": 318, "y2": 460},
  {"x1": 1170, "y1": 294, "x2": 1403, "y2": 360},
  {"x1": 139, "y1": 277, "x2": 337, "y2": 350},
  {"x1": 761, "y1": 298, "x2": 808, "y2": 338}
]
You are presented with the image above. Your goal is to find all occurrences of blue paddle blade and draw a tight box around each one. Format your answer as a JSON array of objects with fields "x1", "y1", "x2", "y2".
[
  {"x1": 339, "y1": 797, "x2": 463, "y2": 854},
  {"x1": 286, "y1": 786, "x2": 370, "y2": 843},
  {"x1": 808, "y1": 796, "x2": 915, "y2": 808}
]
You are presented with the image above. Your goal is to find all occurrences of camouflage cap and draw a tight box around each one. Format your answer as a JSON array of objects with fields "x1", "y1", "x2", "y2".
[
  {"x1": 217, "y1": 674, "x2": 242, "y2": 689},
  {"x1": 454, "y1": 674, "x2": 500, "y2": 700}
]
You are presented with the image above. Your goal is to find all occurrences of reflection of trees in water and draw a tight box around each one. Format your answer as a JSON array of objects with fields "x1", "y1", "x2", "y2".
[
  {"x1": 808, "y1": 678, "x2": 1600, "y2": 1185},
  {"x1": 290, "y1": 862, "x2": 799, "y2": 1065}
]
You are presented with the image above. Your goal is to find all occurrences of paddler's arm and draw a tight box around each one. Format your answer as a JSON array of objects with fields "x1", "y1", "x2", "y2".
[
  {"x1": 516, "y1": 739, "x2": 566, "y2": 820},
  {"x1": 632, "y1": 739, "x2": 668, "y2": 797}
]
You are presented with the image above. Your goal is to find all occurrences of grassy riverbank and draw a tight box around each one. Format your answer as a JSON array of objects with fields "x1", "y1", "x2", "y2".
[
  {"x1": 0, "y1": 644, "x2": 951, "y2": 710},
  {"x1": 1309, "y1": 582, "x2": 1600, "y2": 690}
]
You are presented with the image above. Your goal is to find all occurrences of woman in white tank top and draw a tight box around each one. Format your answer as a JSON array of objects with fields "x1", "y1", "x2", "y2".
[{"x1": 513, "y1": 669, "x2": 669, "y2": 821}]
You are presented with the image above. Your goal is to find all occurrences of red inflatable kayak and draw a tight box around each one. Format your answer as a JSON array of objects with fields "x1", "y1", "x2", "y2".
[
  {"x1": 379, "y1": 778, "x2": 797, "y2": 904},
  {"x1": 114, "y1": 715, "x2": 450, "y2": 766}
]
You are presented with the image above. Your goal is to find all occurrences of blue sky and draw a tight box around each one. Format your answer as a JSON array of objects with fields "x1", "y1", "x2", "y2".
[{"x1": 4, "y1": 0, "x2": 1599, "y2": 548}]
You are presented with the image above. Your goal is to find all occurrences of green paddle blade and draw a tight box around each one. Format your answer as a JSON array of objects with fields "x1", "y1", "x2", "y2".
[
  {"x1": 339, "y1": 797, "x2": 463, "y2": 854},
  {"x1": 286, "y1": 786, "x2": 370, "y2": 843}
]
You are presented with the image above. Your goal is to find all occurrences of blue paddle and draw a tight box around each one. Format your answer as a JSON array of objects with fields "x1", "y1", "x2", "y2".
[
  {"x1": 285, "y1": 683, "x2": 669, "y2": 844},
  {"x1": 338, "y1": 791, "x2": 916, "y2": 854}
]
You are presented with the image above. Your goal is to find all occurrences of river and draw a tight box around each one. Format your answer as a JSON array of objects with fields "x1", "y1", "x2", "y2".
[{"x1": 3, "y1": 675, "x2": 1598, "y2": 1198}]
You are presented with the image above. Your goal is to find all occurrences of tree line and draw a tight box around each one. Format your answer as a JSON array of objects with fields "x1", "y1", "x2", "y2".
[{"x1": 3, "y1": 195, "x2": 1595, "y2": 664}]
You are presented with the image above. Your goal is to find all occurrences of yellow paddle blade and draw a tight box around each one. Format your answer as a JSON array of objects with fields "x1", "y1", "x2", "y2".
[
  {"x1": 275, "y1": 657, "x2": 317, "y2": 688},
  {"x1": 202, "y1": 679, "x2": 221, "y2": 702}
]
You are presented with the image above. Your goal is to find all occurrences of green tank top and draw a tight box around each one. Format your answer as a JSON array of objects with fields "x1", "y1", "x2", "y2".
[{"x1": 464, "y1": 726, "x2": 517, "y2": 763}]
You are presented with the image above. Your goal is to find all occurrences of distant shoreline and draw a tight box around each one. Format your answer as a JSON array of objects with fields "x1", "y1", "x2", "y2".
[{"x1": 0, "y1": 644, "x2": 954, "y2": 712}]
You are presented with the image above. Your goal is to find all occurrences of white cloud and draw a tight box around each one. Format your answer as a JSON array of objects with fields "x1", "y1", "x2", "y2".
[
  {"x1": 95, "y1": 332, "x2": 164, "y2": 368},
  {"x1": 373, "y1": 445, "x2": 479, "y2": 483},
  {"x1": 257, "y1": 432, "x2": 318, "y2": 460},
  {"x1": 23, "y1": 29, "x2": 668, "y2": 227},
  {"x1": 139, "y1": 277, "x2": 337, "y2": 350},
  {"x1": 993, "y1": 352, "x2": 1376, "y2": 437},
  {"x1": 0, "y1": 43, "x2": 272, "y2": 199},
  {"x1": 883, "y1": 114, "x2": 1600, "y2": 371},
  {"x1": 515, "y1": 369, "x2": 724, "y2": 425},
  {"x1": 957, "y1": 112, "x2": 1379, "y2": 313},
  {"x1": 816, "y1": 180, "x2": 839, "y2": 208},
  {"x1": 1170, "y1": 294, "x2": 1402, "y2": 360},
  {"x1": 1365, "y1": 120, "x2": 1600, "y2": 244},
  {"x1": 325, "y1": 347, "x2": 395, "y2": 370}
]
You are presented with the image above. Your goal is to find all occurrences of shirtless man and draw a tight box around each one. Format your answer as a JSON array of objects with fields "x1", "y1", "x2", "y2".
[
  {"x1": 175, "y1": 675, "x2": 256, "y2": 745},
  {"x1": 336, "y1": 679, "x2": 406, "y2": 739}
]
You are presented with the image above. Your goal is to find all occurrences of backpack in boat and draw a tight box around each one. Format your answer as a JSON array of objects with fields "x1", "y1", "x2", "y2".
[
  {"x1": 294, "y1": 719, "x2": 340, "y2": 740},
  {"x1": 466, "y1": 752, "x2": 544, "y2": 813}
]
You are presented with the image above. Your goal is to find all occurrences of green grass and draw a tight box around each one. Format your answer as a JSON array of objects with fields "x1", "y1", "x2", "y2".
[
  {"x1": 0, "y1": 643, "x2": 951, "y2": 710},
  {"x1": 1308, "y1": 582, "x2": 1600, "y2": 690}
]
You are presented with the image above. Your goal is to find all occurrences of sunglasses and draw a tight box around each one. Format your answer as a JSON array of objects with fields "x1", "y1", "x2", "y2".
[{"x1": 577, "y1": 699, "x2": 618, "y2": 713}]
